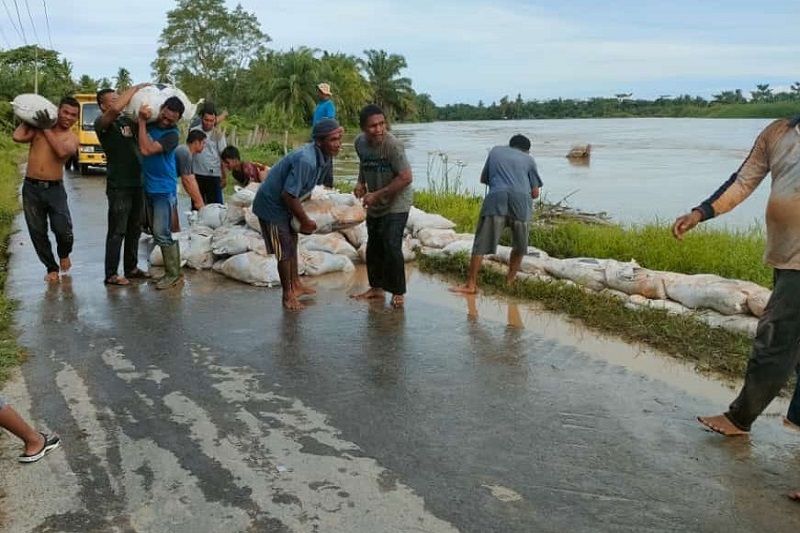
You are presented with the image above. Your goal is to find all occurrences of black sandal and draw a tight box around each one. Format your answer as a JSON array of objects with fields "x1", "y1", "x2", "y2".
[{"x1": 18, "y1": 433, "x2": 61, "y2": 463}]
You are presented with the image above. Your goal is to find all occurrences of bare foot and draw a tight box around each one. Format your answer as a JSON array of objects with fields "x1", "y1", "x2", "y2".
[
  {"x1": 283, "y1": 296, "x2": 305, "y2": 311},
  {"x1": 351, "y1": 288, "x2": 385, "y2": 300},
  {"x1": 783, "y1": 417, "x2": 800, "y2": 432},
  {"x1": 790, "y1": 491, "x2": 800, "y2": 502},
  {"x1": 449, "y1": 284, "x2": 478, "y2": 295},
  {"x1": 104, "y1": 275, "x2": 130, "y2": 286},
  {"x1": 391, "y1": 294, "x2": 405, "y2": 308},
  {"x1": 59, "y1": 257, "x2": 71, "y2": 272},
  {"x1": 44, "y1": 272, "x2": 59, "y2": 283},
  {"x1": 295, "y1": 283, "x2": 317, "y2": 296},
  {"x1": 24, "y1": 433, "x2": 46, "y2": 456},
  {"x1": 697, "y1": 414, "x2": 749, "y2": 436}
]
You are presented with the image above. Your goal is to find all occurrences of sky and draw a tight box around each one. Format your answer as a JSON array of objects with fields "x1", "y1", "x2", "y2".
[{"x1": 1, "y1": 0, "x2": 799, "y2": 105}]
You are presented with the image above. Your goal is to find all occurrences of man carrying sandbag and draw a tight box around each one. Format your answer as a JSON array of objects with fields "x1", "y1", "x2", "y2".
[
  {"x1": 449, "y1": 134, "x2": 542, "y2": 295},
  {"x1": 351, "y1": 105, "x2": 414, "y2": 308},
  {"x1": 95, "y1": 84, "x2": 151, "y2": 286},
  {"x1": 137, "y1": 97, "x2": 185, "y2": 290},
  {"x1": 12, "y1": 96, "x2": 80, "y2": 282},
  {"x1": 673, "y1": 118, "x2": 800, "y2": 452},
  {"x1": 252, "y1": 118, "x2": 343, "y2": 310}
]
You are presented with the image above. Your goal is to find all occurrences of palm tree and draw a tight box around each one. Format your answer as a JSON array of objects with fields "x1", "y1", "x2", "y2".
[
  {"x1": 361, "y1": 49, "x2": 413, "y2": 120},
  {"x1": 268, "y1": 47, "x2": 320, "y2": 126},
  {"x1": 151, "y1": 56, "x2": 172, "y2": 84},
  {"x1": 115, "y1": 67, "x2": 132, "y2": 91}
]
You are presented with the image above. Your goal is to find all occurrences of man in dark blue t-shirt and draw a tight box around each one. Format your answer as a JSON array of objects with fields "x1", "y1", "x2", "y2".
[
  {"x1": 252, "y1": 118, "x2": 343, "y2": 310},
  {"x1": 137, "y1": 97, "x2": 184, "y2": 290}
]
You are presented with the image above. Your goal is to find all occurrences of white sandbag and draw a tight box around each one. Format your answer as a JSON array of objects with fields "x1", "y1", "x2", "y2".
[
  {"x1": 736, "y1": 281, "x2": 771, "y2": 318},
  {"x1": 340, "y1": 222, "x2": 368, "y2": 248},
  {"x1": 544, "y1": 257, "x2": 608, "y2": 291},
  {"x1": 300, "y1": 233, "x2": 359, "y2": 262},
  {"x1": 663, "y1": 273, "x2": 749, "y2": 315},
  {"x1": 491, "y1": 246, "x2": 551, "y2": 274},
  {"x1": 419, "y1": 246, "x2": 446, "y2": 258},
  {"x1": 417, "y1": 228, "x2": 458, "y2": 249},
  {"x1": 442, "y1": 239, "x2": 474, "y2": 256},
  {"x1": 406, "y1": 206, "x2": 456, "y2": 234},
  {"x1": 300, "y1": 250, "x2": 355, "y2": 277},
  {"x1": 696, "y1": 311, "x2": 758, "y2": 337},
  {"x1": 149, "y1": 233, "x2": 189, "y2": 267},
  {"x1": 604, "y1": 260, "x2": 667, "y2": 300},
  {"x1": 229, "y1": 185, "x2": 257, "y2": 207},
  {"x1": 217, "y1": 252, "x2": 279, "y2": 287},
  {"x1": 11, "y1": 94, "x2": 58, "y2": 127},
  {"x1": 184, "y1": 226, "x2": 214, "y2": 270},
  {"x1": 403, "y1": 236, "x2": 416, "y2": 262},
  {"x1": 224, "y1": 204, "x2": 245, "y2": 226},
  {"x1": 243, "y1": 207, "x2": 261, "y2": 233},
  {"x1": 124, "y1": 84, "x2": 198, "y2": 123},
  {"x1": 196, "y1": 203, "x2": 227, "y2": 229},
  {"x1": 211, "y1": 226, "x2": 262, "y2": 256},
  {"x1": 292, "y1": 198, "x2": 366, "y2": 234}
]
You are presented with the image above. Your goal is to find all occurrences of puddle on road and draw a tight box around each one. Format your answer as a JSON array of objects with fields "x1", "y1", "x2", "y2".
[{"x1": 311, "y1": 265, "x2": 781, "y2": 410}]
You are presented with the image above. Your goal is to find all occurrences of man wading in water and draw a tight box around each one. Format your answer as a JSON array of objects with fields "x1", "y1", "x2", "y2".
[{"x1": 672, "y1": 116, "x2": 800, "y2": 502}]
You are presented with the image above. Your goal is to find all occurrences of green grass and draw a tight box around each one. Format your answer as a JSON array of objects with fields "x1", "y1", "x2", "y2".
[
  {"x1": 414, "y1": 190, "x2": 772, "y2": 287},
  {"x1": 420, "y1": 253, "x2": 753, "y2": 379},
  {"x1": 0, "y1": 137, "x2": 24, "y2": 386}
]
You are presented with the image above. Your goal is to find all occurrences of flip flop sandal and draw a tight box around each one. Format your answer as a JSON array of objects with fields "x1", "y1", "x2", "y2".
[
  {"x1": 18, "y1": 433, "x2": 61, "y2": 463},
  {"x1": 104, "y1": 276, "x2": 130, "y2": 286}
]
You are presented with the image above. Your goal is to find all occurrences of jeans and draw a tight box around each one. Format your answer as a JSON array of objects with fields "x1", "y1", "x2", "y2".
[
  {"x1": 195, "y1": 174, "x2": 223, "y2": 206},
  {"x1": 727, "y1": 268, "x2": 800, "y2": 430},
  {"x1": 365, "y1": 212, "x2": 409, "y2": 295},
  {"x1": 145, "y1": 192, "x2": 176, "y2": 247},
  {"x1": 105, "y1": 188, "x2": 144, "y2": 279},
  {"x1": 22, "y1": 179, "x2": 74, "y2": 273}
]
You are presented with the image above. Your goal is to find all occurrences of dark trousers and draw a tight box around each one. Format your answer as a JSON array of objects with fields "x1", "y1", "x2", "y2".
[
  {"x1": 195, "y1": 174, "x2": 223, "y2": 207},
  {"x1": 727, "y1": 269, "x2": 800, "y2": 430},
  {"x1": 105, "y1": 187, "x2": 144, "y2": 279},
  {"x1": 22, "y1": 179, "x2": 73, "y2": 273},
  {"x1": 365, "y1": 212, "x2": 409, "y2": 295}
]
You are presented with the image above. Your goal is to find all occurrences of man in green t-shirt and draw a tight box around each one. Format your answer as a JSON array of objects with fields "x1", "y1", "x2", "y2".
[
  {"x1": 95, "y1": 84, "x2": 150, "y2": 286},
  {"x1": 351, "y1": 105, "x2": 413, "y2": 308}
]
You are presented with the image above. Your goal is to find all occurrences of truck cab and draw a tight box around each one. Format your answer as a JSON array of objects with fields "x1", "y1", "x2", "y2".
[{"x1": 69, "y1": 93, "x2": 106, "y2": 174}]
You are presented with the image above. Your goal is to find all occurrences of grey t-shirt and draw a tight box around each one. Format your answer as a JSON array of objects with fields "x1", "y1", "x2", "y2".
[
  {"x1": 479, "y1": 145, "x2": 543, "y2": 222},
  {"x1": 354, "y1": 132, "x2": 413, "y2": 218},
  {"x1": 190, "y1": 126, "x2": 227, "y2": 177},
  {"x1": 175, "y1": 144, "x2": 193, "y2": 177}
]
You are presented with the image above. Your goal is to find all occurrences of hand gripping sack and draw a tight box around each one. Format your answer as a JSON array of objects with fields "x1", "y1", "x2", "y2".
[{"x1": 124, "y1": 84, "x2": 198, "y2": 123}]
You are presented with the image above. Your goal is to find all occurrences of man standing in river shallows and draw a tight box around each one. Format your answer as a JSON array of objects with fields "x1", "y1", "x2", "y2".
[{"x1": 672, "y1": 117, "x2": 800, "y2": 460}]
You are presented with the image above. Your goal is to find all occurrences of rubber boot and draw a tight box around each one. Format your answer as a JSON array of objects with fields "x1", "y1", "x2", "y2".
[{"x1": 155, "y1": 243, "x2": 183, "y2": 290}]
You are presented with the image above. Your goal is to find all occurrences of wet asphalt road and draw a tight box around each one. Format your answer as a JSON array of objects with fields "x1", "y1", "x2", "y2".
[{"x1": 1, "y1": 171, "x2": 800, "y2": 532}]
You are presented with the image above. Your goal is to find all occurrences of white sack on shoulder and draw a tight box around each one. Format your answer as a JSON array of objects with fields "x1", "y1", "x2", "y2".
[
  {"x1": 11, "y1": 94, "x2": 58, "y2": 127},
  {"x1": 217, "y1": 252, "x2": 279, "y2": 286},
  {"x1": 124, "y1": 84, "x2": 197, "y2": 123}
]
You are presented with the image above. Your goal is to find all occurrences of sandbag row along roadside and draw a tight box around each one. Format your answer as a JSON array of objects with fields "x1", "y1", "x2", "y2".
[{"x1": 422, "y1": 235, "x2": 771, "y2": 339}]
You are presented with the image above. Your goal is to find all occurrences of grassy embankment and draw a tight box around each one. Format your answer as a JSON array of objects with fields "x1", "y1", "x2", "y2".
[
  {"x1": 0, "y1": 137, "x2": 24, "y2": 386},
  {"x1": 414, "y1": 188, "x2": 768, "y2": 381}
]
